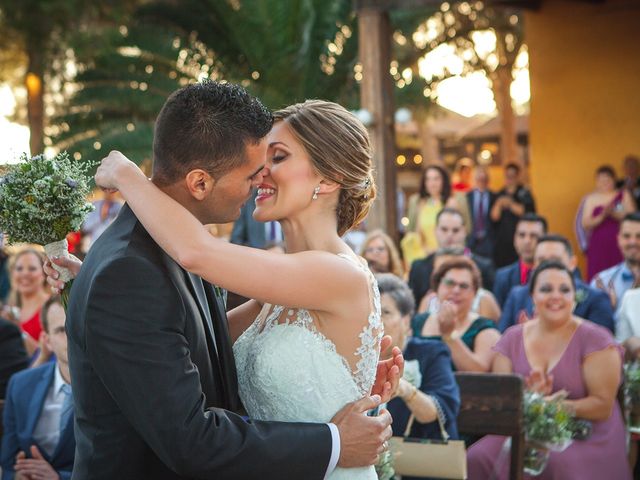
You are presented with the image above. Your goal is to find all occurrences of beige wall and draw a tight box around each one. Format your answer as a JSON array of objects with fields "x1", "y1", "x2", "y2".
[{"x1": 526, "y1": 0, "x2": 640, "y2": 270}]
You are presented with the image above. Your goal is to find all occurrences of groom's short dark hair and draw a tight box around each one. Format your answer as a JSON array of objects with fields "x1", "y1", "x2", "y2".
[{"x1": 152, "y1": 80, "x2": 273, "y2": 185}]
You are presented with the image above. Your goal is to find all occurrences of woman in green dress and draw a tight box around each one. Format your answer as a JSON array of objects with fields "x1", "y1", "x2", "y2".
[{"x1": 412, "y1": 257, "x2": 500, "y2": 372}]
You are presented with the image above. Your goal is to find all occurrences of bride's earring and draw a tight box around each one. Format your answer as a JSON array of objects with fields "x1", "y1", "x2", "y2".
[{"x1": 312, "y1": 186, "x2": 320, "y2": 200}]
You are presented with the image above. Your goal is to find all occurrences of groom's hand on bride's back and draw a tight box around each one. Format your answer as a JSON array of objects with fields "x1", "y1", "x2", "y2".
[{"x1": 331, "y1": 395, "x2": 392, "y2": 468}]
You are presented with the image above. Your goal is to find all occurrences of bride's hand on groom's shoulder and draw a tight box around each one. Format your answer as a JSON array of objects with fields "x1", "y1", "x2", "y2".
[
  {"x1": 95, "y1": 151, "x2": 140, "y2": 191},
  {"x1": 331, "y1": 395, "x2": 392, "y2": 468},
  {"x1": 371, "y1": 335, "x2": 404, "y2": 403},
  {"x1": 44, "y1": 256, "x2": 82, "y2": 293}
]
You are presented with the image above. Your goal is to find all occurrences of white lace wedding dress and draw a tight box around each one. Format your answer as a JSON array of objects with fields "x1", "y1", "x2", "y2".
[{"x1": 233, "y1": 254, "x2": 382, "y2": 480}]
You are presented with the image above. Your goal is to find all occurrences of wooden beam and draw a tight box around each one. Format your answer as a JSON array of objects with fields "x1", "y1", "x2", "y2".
[
  {"x1": 354, "y1": 0, "x2": 440, "y2": 10},
  {"x1": 353, "y1": 0, "x2": 611, "y2": 10},
  {"x1": 358, "y1": 8, "x2": 398, "y2": 240}
]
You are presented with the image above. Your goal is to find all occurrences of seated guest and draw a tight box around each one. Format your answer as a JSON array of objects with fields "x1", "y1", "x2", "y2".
[
  {"x1": 408, "y1": 208, "x2": 495, "y2": 306},
  {"x1": 418, "y1": 247, "x2": 501, "y2": 323},
  {"x1": 499, "y1": 234, "x2": 615, "y2": 334},
  {"x1": 3, "y1": 249, "x2": 51, "y2": 357},
  {"x1": 493, "y1": 213, "x2": 548, "y2": 307},
  {"x1": 590, "y1": 212, "x2": 640, "y2": 317},
  {"x1": 0, "y1": 317, "x2": 29, "y2": 398},
  {"x1": 378, "y1": 274, "x2": 460, "y2": 450},
  {"x1": 412, "y1": 258, "x2": 500, "y2": 372},
  {"x1": 360, "y1": 229, "x2": 405, "y2": 277},
  {"x1": 1, "y1": 296, "x2": 75, "y2": 480},
  {"x1": 615, "y1": 288, "x2": 640, "y2": 359},
  {"x1": 468, "y1": 261, "x2": 631, "y2": 480}
]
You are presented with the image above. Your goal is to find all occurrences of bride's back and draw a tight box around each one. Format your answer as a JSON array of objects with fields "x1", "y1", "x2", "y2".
[{"x1": 233, "y1": 254, "x2": 381, "y2": 479}]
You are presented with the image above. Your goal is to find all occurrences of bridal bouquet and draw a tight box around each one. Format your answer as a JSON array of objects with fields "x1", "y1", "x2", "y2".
[
  {"x1": 523, "y1": 391, "x2": 574, "y2": 475},
  {"x1": 0, "y1": 152, "x2": 94, "y2": 281}
]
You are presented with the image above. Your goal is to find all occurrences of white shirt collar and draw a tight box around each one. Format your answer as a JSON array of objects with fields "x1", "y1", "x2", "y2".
[{"x1": 53, "y1": 363, "x2": 70, "y2": 396}]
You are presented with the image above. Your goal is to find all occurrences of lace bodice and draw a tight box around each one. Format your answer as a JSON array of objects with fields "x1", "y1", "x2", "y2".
[{"x1": 233, "y1": 254, "x2": 382, "y2": 480}]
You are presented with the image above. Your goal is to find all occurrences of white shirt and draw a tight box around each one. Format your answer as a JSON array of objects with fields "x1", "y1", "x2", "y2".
[
  {"x1": 325, "y1": 423, "x2": 340, "y2": 478},
  {"x1": 32, "y1": 365, "x2": 70, "y2": 457},
  {"x1": 615, "y1": 288, "x2": 640, "y2": 343}
]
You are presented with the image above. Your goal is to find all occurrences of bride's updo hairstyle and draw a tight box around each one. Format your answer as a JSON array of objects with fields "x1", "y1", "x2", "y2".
[{"x1": 273, "y1": 100, "x2": 377, "y2": 236}]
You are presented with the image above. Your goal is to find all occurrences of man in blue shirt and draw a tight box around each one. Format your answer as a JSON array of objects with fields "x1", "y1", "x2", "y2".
[
  {"x1": 1, "y1": 296, "x2": 75, "y2": 480},
  {"x1": 500, "y1": 234, "x2": 615, "y2": 333},
  {"x1": 590, "y1": 212, "x2": 640, "y2": 319}
]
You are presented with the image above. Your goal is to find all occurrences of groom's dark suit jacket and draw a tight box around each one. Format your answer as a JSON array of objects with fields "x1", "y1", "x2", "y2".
[{"x1": 67, "y1": 205, "x2": 331, "y2": 479}]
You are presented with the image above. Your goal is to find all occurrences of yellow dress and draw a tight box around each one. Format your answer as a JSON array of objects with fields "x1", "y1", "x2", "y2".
[
  {"x1": 416, "y1": 198, "x2": 442, "y2": 253},
  {"x1": 401, "y1": 198, "x2": 443, "y2": 267}
]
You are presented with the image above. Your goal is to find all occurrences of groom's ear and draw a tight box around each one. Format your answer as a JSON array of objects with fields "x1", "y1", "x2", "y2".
[{"x1": 184, "y1": 169, "x2": 215, "y2": 200}]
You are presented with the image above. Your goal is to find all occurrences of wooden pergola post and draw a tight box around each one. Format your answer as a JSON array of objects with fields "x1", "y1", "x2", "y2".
[{"x1": 357, "y1": 3, "x2": 398, "y2": 240}]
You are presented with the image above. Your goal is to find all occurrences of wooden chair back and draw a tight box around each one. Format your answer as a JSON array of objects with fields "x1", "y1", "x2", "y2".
[{"x1": 455, "y1": 372, "x2": 525, "y2": 480}]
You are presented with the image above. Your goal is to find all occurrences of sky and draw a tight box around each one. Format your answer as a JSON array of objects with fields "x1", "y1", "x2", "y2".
[{"x1": 0, "y1": 85, "x2": 30, "y2": 164}]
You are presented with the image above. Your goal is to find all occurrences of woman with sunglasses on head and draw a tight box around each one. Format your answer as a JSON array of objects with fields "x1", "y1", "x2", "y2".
[
  {"x1": 412, "y1": 257, "x2": 500, "y2": 372},
  {"x1": 360, "y1": 230, "x2": 404, "y2": 278}
]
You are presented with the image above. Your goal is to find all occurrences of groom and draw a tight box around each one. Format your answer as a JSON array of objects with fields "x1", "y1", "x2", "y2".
[{"x1": 49, "y1": 81, "x2": 397, "y2": 479}]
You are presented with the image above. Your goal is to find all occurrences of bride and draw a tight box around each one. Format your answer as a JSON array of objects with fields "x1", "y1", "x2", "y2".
[{"x1": 54, "y1": 100, "x2": 394, "y2": 479}]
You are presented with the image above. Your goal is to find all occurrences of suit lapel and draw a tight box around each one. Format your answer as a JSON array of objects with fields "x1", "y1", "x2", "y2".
[
  {"x1": 25, "y1": 364, "x2": 54, "y2": 439},
  {"x1": 202, "y1": 282, "x2": 241, "y2": 411},
  {"x1": 164, "y1": 255, "x2": 222, "y2": 362},
  {"x1": 184, "y1": 271, "x2": 219, "y2": 360},
  {"x1": 512, "y1": 263, "x2": 522, "y2": 286}
]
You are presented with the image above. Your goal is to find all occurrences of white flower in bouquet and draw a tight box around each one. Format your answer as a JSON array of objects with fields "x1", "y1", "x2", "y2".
[{"x1": 0, "y1": 152, "x2": 95, "y2": 281}]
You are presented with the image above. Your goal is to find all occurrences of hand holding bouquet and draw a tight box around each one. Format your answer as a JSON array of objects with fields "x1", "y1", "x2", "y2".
[{"x1": 0, "y1": 152, "x2": 94, "y2": 282}]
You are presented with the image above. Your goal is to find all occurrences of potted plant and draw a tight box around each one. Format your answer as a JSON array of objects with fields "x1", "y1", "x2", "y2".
[{"x1": 624, "y1": 361, "x2": 640, "y2": 428}]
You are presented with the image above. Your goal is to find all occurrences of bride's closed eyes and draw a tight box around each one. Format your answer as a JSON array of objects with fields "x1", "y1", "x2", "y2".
[{"x1": 270, "y1": 146, "x2": 289, "y2": 163}]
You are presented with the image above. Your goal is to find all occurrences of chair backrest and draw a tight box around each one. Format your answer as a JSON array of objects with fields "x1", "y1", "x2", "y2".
[{"x1": 455, "y1": 372, "x2": 525, "y2": 480}]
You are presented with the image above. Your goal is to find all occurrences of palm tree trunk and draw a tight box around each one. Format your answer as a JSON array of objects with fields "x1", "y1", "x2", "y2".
[
  {"x1": 491, "y1": 65, "x2": 518, "y2": 168},
  {"x1": 26, "y1": 38, "x2": 45, "y2": 156},
  {"x1": 491, "y1": 29, "x2": 520, "y2": 169}
]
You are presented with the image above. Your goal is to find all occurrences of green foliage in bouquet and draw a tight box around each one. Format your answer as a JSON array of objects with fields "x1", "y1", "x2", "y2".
[
  {"x1": 625, "y1": 361, "x2": 640, "y2": 404},
  {"x1": 0, "y1": 152, "x2": 95, "y2": 245},
  {"x1": 375, "y1": 449, "x2": 395, "y2": 480},
  {"x1": 524, "y1": 391, "x2": 573, "y2": 446}
]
